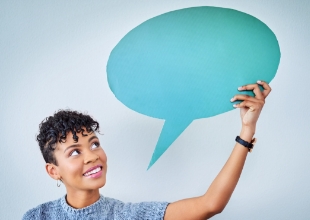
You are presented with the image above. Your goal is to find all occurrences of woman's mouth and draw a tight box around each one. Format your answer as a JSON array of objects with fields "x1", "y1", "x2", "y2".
[{"x1": 83, "y1": 166, "x2": 103, "y2": 178}]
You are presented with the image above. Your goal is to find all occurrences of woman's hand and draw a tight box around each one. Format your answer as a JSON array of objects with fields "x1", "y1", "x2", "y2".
[{"x1": 231, "y1": 80, "x2": 271, "y2": 133}]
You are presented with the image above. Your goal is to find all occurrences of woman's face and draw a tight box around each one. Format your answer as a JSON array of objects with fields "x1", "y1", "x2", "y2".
[{"x1": 50, "y1": 131, "x2": 107, "y2": 192}]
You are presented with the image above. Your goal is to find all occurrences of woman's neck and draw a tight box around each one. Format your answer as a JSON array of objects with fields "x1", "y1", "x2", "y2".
[{"x1": 65, "y1": 189, "x2": 100, "y2": 209}]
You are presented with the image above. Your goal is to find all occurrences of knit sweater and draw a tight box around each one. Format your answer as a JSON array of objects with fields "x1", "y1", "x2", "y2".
[{"x1": 22, "y1": 195, "x2": 169, "y2": 220}]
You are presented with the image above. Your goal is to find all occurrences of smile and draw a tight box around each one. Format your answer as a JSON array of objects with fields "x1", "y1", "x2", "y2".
[{"x1": 83, "y1": 165, "x2": 103, "y2": 178}]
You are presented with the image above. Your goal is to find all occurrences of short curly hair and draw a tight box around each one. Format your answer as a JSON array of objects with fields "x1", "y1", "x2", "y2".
[{"x1": 37, "y1": 110, "x2": 100, "y2": 165}]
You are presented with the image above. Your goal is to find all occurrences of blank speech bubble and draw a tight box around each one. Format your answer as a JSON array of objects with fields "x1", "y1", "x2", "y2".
[{"x1": 107, "y1": 7, "x2": 281, "y2": 169}]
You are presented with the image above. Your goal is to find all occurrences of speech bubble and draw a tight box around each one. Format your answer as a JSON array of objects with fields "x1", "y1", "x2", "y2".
[{"x1": 107, "y1": 7, "x2": 280, "y2": 169}]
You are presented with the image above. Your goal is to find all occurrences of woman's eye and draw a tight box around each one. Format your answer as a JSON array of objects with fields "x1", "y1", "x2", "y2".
[
  {"x1": 91, "y1": 142, "x2": 100, "y2": 149},
  {"x1": 70, "y1": 150, "x2": 79, "y2": 156}
]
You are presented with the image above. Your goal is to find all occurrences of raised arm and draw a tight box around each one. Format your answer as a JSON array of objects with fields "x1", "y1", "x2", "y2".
[{"x1": 164, "y1": 81, "x2": 271, "y2": 220}]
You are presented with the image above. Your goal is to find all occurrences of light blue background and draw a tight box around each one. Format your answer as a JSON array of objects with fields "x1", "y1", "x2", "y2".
[{"x1": 1, "y1": 1, "x2": 309, "y2": 219}]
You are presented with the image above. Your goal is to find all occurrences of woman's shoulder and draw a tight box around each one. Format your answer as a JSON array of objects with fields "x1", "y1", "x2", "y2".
[{"x1": 22, "y1": 197, "x2": 63, "y2": 220}]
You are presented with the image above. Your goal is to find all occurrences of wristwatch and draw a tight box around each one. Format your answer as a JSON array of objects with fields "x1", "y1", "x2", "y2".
[{"x1": 235, "y1": 136, "x2": 257, "y2": 152}]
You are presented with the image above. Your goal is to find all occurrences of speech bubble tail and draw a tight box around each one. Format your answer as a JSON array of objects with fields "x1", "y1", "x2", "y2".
[{"x1": 147, "y1": 118, "x2": 193, "y2": 170}]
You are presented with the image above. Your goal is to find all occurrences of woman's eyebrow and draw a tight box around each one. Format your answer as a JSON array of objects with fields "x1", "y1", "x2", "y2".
[
  {"x1": 63, "y1": 136, "x2": 99, "y2": 153},
  {"x1": 88, "y1": 136, "x2": 99, "y2": 143},
  {"x1": 64, "y1": 144, "x2": 81, "y2": 153}
]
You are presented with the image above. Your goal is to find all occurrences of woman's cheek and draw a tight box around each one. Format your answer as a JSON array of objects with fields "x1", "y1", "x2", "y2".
[
  {"x1": 100, "y1": 149, "x2": 107, "y2": 162},
  {"x1": 65, "y1": 158, "x2": 84, "y2": 178}
]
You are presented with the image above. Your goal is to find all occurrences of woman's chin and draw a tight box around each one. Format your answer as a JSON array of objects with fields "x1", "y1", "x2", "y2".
[{"x1": 84, "y1": 177, "x2": 106, "y2": 190}]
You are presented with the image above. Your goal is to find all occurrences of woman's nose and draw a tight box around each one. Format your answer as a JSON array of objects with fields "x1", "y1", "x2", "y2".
[{"x1": 84, "y1": 151, "x2": 99, "y2": 164}]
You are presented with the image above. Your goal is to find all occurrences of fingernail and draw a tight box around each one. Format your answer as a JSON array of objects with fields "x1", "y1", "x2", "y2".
[
  {"x1": 238, "y1": 87, "x2": 243, "y2": 90},
  {"x1": 233, "y1": 104, "x2": 237, "y2": 107},
  {"x1": 257, "y1": 80, "x2": 262, "y2": 84},
  {"x1": 230, "y1": 97, "x2": 235, "y2": 102}
]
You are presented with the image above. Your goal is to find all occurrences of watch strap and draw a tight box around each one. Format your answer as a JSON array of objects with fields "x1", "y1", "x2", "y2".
[{"x1": 235, "y1": 136, "x2": 256, "y2": 152}]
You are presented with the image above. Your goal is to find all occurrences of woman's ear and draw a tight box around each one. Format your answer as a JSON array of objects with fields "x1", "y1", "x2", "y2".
[{"x1": 46, "y1": 163, "x2": 61, "y2": 180}]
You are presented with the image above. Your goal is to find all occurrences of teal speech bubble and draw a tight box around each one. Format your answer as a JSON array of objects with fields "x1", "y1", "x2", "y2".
[{"x1": 107, "y1": 7, "x2": 280, "y2": 169}]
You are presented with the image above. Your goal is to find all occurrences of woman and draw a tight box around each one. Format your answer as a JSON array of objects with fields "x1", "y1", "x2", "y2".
[{"x1": 23, "y1": 81, "x2": 271, "y2": 219}]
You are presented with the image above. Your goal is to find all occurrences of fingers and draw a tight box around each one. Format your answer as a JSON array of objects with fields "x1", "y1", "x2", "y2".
[
  {"x1": 238, "y1": 83, "x2": 264, "y2": 100},
  {"x1": 238, "y1": 80, "x2": 272, "y2": 99},
  {"x1": 233, "y1": 100, "x2": 262, "y2": 111},
  {"x1": 232, "y1": 80, "x2": 272, "y2": 109},
  {"x1": 257, "y1": 80, "x2": 272, "y2": 98},
  {"x1": 231, "y1": 94, "x2": 262, "y2": 103}
]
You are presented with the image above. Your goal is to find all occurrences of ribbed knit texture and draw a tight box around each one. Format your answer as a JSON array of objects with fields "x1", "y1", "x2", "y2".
[{"x1": 22, "y1": 195, "x2": 169, "y2": 220}]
